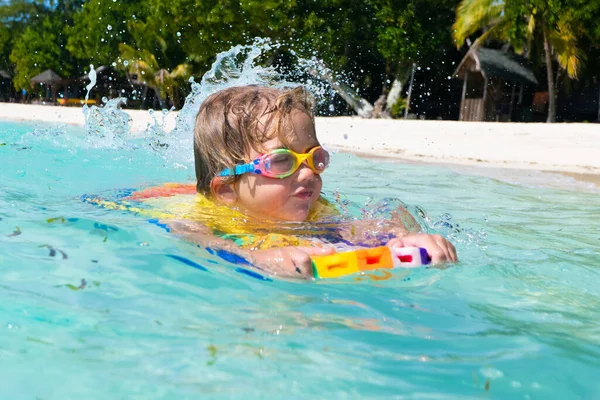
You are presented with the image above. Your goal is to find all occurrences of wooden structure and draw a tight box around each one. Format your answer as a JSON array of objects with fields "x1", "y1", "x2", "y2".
[
  {"x1": 454, "y1": 47, "x2": 538, "y2": 121},
  {"x1": 58, "y1": 65, "x2": 125, "y2": 106},
  {"x1": 0, "y1": 70, "x2": 14, "y2": 102},
  {"x1": 30, "y1": 69, "x2": 64, "y2": 103}
]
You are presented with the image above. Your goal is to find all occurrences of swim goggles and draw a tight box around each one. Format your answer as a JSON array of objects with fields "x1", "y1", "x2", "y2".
[{"x1": 218, "y1": 146, "x2": 330, "y2": 179}]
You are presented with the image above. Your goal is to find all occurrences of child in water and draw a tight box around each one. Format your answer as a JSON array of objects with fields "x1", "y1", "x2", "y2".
[{"x1": 170, "y1": 85, "x2": 456, "y2": 278}]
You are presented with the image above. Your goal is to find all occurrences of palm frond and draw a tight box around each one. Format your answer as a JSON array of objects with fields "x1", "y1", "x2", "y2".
[
  {"x1": 452, "y1": 0, "x2": 503, "y2": 47},
  {"x1": 526, "y1": 14, "x2": 536, "y2": 42},
  {"x1": 549, "y1": 13, "x2": 583, "y2": 79},
  {"x1": 169, "y1": 64, "x2": 192, "y2": 80},
  {"x1": 469, "y1": 23, "x2": 503, "y2": 50}
]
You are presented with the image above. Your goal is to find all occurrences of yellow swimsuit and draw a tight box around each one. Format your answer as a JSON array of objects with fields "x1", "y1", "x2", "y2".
[{"x1": 84, "y1": 183, "x2": 340, "y2": 250}]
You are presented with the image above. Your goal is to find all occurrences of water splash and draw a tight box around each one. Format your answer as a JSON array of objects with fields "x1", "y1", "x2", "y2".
[
  {"x1": 151, "y1": 37, "x2": 337, "y2": 165},
  {"x1": 19, "y1": 38, "x2": 342, "y2": 155},
  {"x1": 297, "y1": 56, "x2": 373, "y2": 117},
  {"x1": 82, "y1": 64, "x2": 97, "y2": 123},
  {"x1": 427, "y1": 211, "x2": 488, "y2": 248},
  {"x1": 83, "y1": 97, "x2": 131, "y2": 148}
]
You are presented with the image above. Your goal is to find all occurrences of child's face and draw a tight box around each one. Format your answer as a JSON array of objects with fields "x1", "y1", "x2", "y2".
[{"x1": 233, "y1": 110, "x2": 323, "y2": 222}]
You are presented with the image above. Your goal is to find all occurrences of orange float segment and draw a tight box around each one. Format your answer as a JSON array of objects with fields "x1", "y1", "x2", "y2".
[
  {"x1": 124, "y1": 183, "x2": 197, "y2": 200},
  {"x1": 312, "y1": 246, "x2": 429, "y2": 279},
  {"x1": 356, "y1": 247, "x2": 395, "y2": 271}
]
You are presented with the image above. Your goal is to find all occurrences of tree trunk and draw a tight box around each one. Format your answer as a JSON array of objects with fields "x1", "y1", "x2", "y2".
[
  {"x1": 306, "y1": 61, "x2": 373, "y2": 117},
  {"x1": 543, "y1": 30, "x2": 556, "y2": 123},
  {"x1": 404, "y1": 63, "x2": 416, "y2": 119},
  {"x1": 597, "y1": 82, "x2": 600, "y2": 122},
  {"x1": 385, "y1": 65, "x2": 413, "y2": 113}
]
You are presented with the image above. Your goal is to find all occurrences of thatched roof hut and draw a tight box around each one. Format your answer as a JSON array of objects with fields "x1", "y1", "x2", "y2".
[
  {"x1": 454, "y1": 47, "x2": 538, "y2": 121},
  {"x1": 30, "y1": 69, "x2": 63, "y2": 84}
]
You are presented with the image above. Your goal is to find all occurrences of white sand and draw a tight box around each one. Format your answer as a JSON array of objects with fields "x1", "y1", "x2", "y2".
[
  {"x1": 2, "y1": 103, "x2": 599, "y2": 184},
  {"x1": 316, "y1": 117, "x2": 600, "y2": 176},
  {"x1": 0, "y1": 103, "x2": 178, "y2": 134}
]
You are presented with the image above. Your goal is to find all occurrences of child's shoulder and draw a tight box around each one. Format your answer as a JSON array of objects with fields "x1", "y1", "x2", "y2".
[
  {"x1": 308, "y1": 195, "x2": 340, "y2": 221},
  {"x1": 88, "y1": 183, "x2": 342, "y2": 250}
]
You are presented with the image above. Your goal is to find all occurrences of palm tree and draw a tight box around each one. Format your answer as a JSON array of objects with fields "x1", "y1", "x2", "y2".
[
  {"x1": 452, "y1": 0, "x2": 582, "y2": 122},
  {"x1": 118, "y1": 43, "x2": 191, "y2": 109}
]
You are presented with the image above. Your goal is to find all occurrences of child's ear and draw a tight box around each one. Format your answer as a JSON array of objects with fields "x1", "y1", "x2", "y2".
[{"x1": 210, "y1": 177, "x2": 238, "y2": 204}]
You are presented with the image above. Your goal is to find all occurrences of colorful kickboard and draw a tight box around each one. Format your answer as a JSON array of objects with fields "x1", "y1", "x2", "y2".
[{"x1": 311, "y1": 246, "x2": 429, "y2": 279}]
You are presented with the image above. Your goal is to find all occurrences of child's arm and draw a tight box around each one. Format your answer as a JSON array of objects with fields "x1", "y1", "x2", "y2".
[
  {"x1": 336, "y1": 205, "x2": 457, "y2": 263},
  {"x1": 164, "y1": 219, "x2": 334, "y2": 278},
  {"x1": 250, "y1": 246, "x2": 335, "y2": 278}
]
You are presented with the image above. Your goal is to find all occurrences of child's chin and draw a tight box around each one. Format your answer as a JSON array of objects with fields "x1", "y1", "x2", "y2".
[{"x1": 277, "y1": 208, "x2": 310, "y2": 222}]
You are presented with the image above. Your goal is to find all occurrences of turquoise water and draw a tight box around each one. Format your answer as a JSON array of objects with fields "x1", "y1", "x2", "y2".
[{"x1": 1, "y1": 117, "x2": 599, "y2": 399}]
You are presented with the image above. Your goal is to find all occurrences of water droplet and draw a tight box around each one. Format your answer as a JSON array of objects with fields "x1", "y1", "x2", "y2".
[{"x1": 480, "y1": 367, "x2": 504, "y2": 379}]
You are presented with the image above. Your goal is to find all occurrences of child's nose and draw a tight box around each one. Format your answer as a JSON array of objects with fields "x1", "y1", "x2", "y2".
[{"x1": 295, "y1": 161, "x2": 315, "y2": 180}]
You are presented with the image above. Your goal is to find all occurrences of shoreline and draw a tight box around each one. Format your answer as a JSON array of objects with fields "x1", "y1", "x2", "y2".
[
  {"x1": 1, "y1": 103, "x2": 599, "y2": 191},
  {"x1": 354, "y1": 151, "x2": 600, "y2": 193}
]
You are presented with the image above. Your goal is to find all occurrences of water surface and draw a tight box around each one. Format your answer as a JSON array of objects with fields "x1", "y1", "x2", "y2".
[{"x1": 1, "y1": 119, "x2": 599, "y2": 399}]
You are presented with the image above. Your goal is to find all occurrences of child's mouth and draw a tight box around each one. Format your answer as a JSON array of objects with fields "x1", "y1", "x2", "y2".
[{"x1": 293, "y1": 190, "x2": 314, "y2": 200}]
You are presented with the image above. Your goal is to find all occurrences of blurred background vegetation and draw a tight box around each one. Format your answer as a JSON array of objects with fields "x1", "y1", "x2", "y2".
[{"x1": 0, "y1": 0, "x2": 598, "y2": 121}]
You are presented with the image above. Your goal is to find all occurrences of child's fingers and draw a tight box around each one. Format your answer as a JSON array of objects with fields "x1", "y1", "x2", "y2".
[
  {"x1": 429, "y1": 235, "x2": 449, "y2": 262},
  {"x1": 434, "y1": 236, "x2": 458, "y2": 262},
  {"x1": 385, "y1": 238, "x2": 404, "y2": 248},
  {"x1": 433, "y1": 236, "x2": 458, "y2": 263},
  {"x1": 446, "y1": 241, "x2": 458, "y2": 262}
]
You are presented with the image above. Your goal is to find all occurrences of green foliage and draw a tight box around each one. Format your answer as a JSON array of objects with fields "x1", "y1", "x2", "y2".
[
  {"x1": 453, "y1": 0, "x2": 502, "y2": 46},
  {"x1": 66, "y1": 0, "x2": 139, "y2": 66},
  {"x1": 9, "y1": 15, "x2": 71, "y2": 90},
  {"x1": 375, "y1": 0, "x2": 458, "y2": 69},
  {"x1": 452, "y1": 0, "x2": 600, "y2": 122},
  {"x1": 390, "y1": 96, "x2": 408, "y2": 117},
  {"x1": 294, "y1": 0, "x2": 381, "y2": 79},
  {"x1": 0, "y1": 23, "x2": 11, "y2": 72},
  {"x1": 0, "y1": 0, "x2": 597, "y2": 112},
  {"x1": 0, "y1": 0, "x2": 40, "y2": 24},
  {"x1": 452, "y1": 0, "x2": 596, "y2": 80},
  {"x1": 118, "y1": 43, "x2": 191, "y2": 108}
]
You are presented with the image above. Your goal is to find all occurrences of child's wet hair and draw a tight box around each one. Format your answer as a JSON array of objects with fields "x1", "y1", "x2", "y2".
[{"x1": 193, "y1": 85, "x2": 315, "y2": 194}]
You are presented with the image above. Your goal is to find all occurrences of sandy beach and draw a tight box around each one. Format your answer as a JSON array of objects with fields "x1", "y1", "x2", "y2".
[{"x1": 1, "y1": 103, "x2": 599, "y2": 190}]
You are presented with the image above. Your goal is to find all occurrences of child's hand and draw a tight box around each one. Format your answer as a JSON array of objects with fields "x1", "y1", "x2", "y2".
[
  {"x1": 386, "y1": 234, "x2": 457, "y2": 264},
  {"x1": 250, "y1": 246, "x2": 335, "y2": 278}
]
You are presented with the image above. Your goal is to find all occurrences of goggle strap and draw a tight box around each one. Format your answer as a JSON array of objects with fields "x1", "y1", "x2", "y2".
[{"x1": 218, "y1": 163, "x2": 255, "y2": 177}]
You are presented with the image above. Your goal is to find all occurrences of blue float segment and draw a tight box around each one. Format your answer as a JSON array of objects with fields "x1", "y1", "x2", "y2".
[
  {"x1": 114, "y1": 188, "x2": 136, "y2": 199},
  {"x1": 214, "y1": 249, "x2": 252, "y2": 266},
  {"x1": 235, "y1": 267, "x2": 272, "y2": 281},
  {"x1": 419, "y1": 247, "x2": 431, "y2": 265},
  {"x1": 148, "y1": 218, "x2": 170, "y2": 232},
  {"x1": 165, "y1": 254, "x2": 208, "y2": 271}
]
